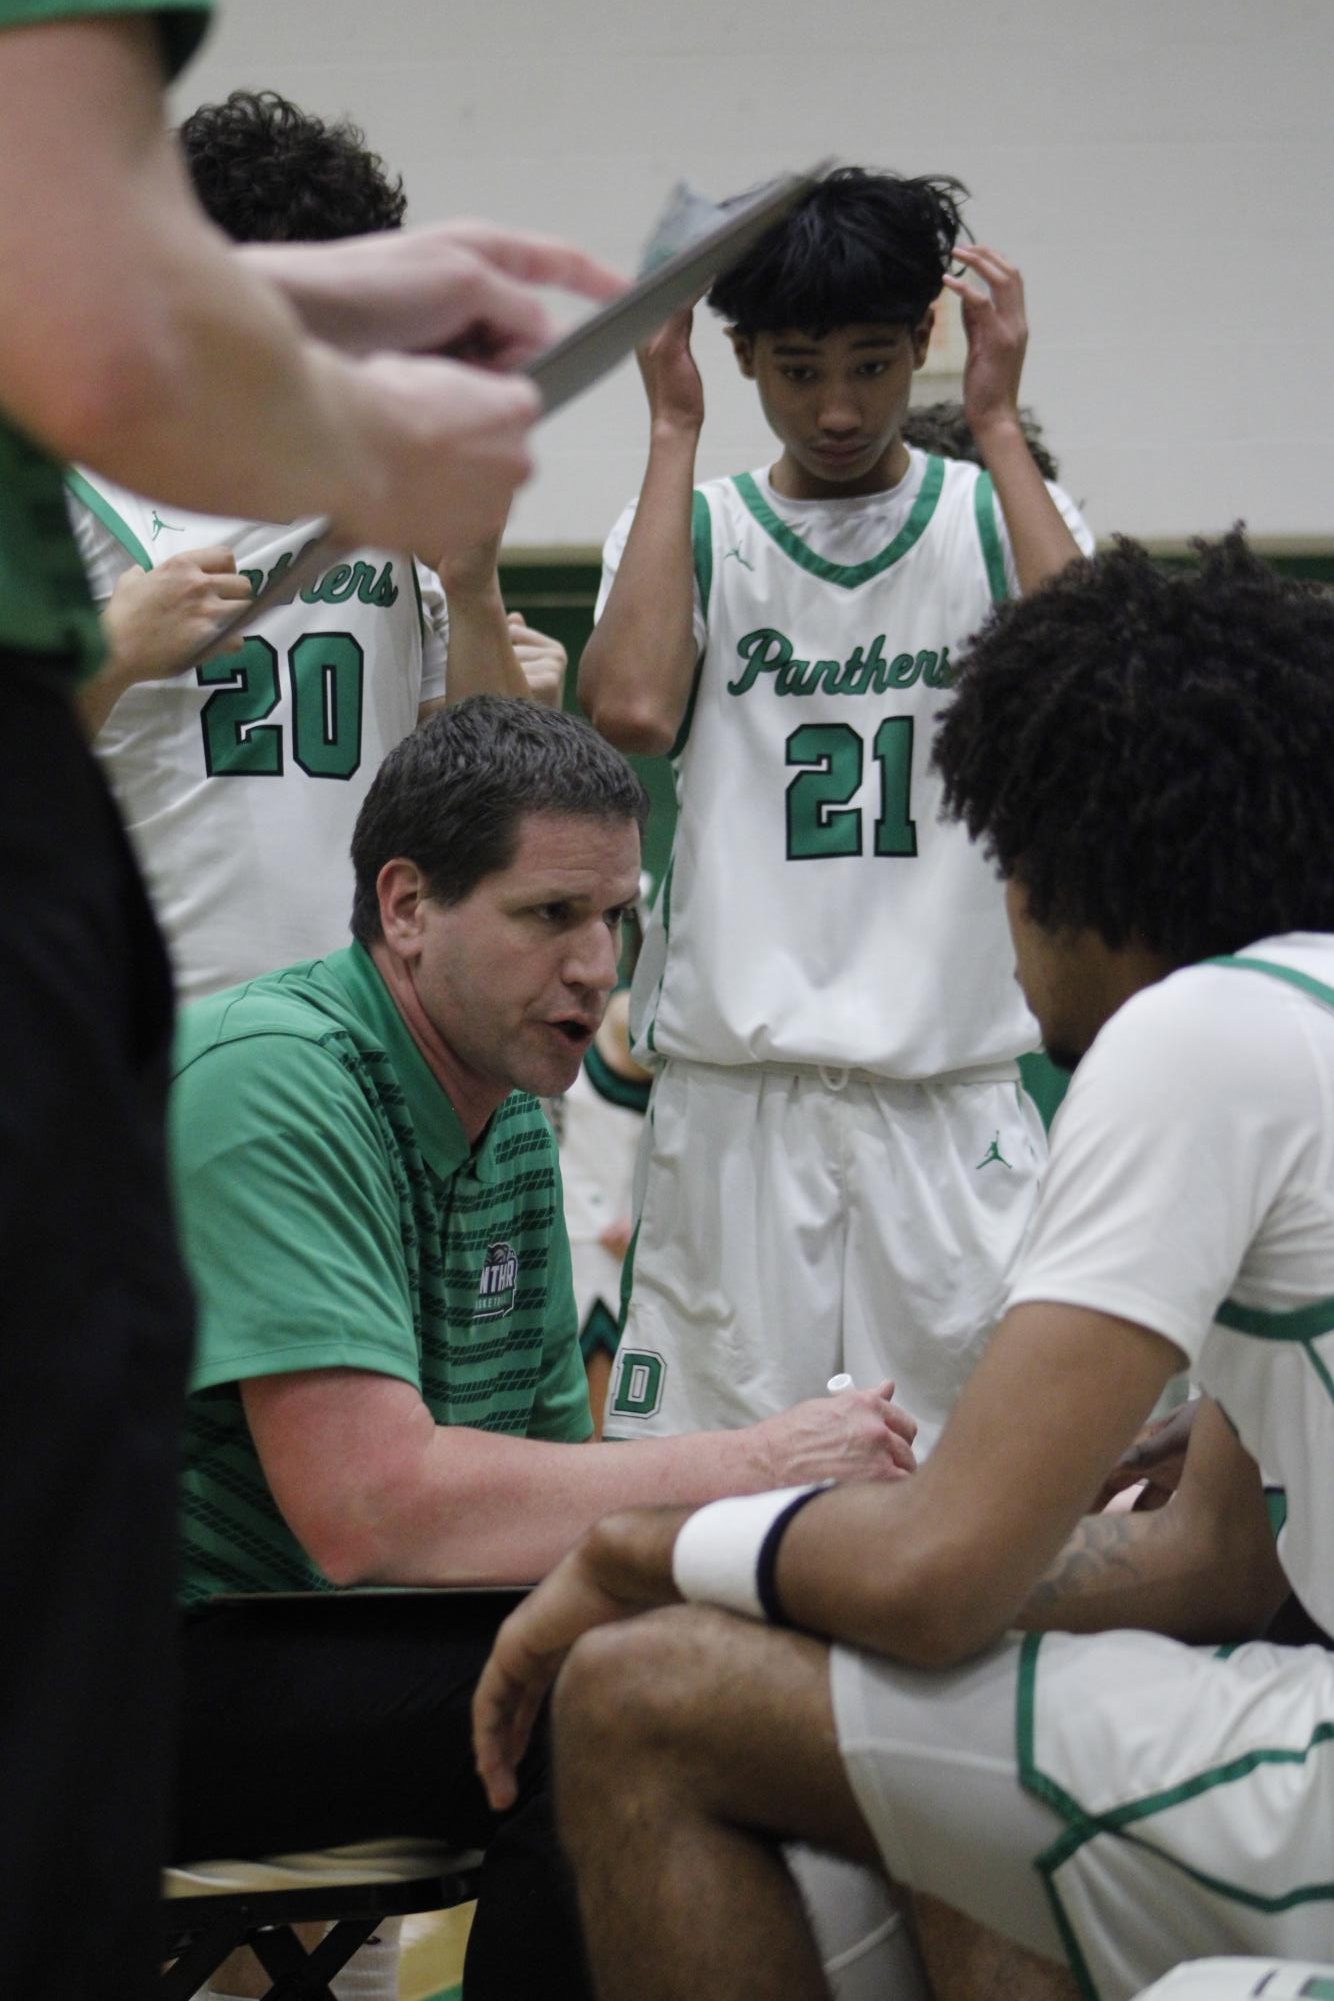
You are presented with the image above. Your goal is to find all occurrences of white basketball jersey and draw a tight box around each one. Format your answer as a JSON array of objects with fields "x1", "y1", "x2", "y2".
[
  {"x1": 558, "y1": 1042, "x2": 650, "y2": 1350},
  {"x1": 612, "y1": 452, "x2": 1092, "y2": 1077},
  {"x1": 68, "y1": 471, "x2": 447, "y2": 1001}
]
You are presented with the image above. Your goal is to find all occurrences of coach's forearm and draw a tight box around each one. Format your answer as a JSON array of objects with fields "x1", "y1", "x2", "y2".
[
  {"x1": 326, "y1": 1421, "x2": 781, "y2": 1587},
  {"x1": 578, "y1": 423, "x2": 701, "y2": 755}
]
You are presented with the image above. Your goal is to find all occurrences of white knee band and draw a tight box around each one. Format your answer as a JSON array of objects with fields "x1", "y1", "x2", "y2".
[{"x1": 670, "y1": 1484, "x2": 827, "y2": 1623}]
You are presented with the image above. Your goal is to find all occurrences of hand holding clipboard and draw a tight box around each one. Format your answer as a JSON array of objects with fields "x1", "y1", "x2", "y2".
[{"x1": 195, "y1": 165, "x2": 828, "y2": 660}]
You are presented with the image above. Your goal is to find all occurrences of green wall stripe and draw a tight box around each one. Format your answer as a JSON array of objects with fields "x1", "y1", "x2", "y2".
[
  {"x1": 730, "y1": 456, "x2": 945, "y2": 589},
  {"x1": 973, "y1": 472, "x2": 1010, "y2": 604},
  {"x1": 63, "y1": 469, "x2": 152, "y2": 572}
]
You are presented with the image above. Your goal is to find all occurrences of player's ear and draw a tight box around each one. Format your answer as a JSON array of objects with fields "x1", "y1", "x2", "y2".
[
  {"x1": 911, "y1": 308, "x2": 934, "y2": 369},
  {"x1": 377, "y1": 858, "x2": 430, "y2": 960},
  {"x1": 726, "y1": 326, "x2": 757, "y2": 379}
]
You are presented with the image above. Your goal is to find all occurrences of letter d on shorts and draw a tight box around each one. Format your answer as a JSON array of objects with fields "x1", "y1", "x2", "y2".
[{"x1": 610, "y1": 1349, "x2": 666, "y2": 1419}]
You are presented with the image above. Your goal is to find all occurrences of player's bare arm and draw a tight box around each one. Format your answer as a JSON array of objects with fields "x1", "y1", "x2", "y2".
[
  {"x1": 943, "y1": 244, "x2": 1083, "y2": 593},
  {"x1": 78, "y1": 547, "x2": 252, "y2": 737},
  {"x1": 428, "y1": 532, "x2": 532, "y2": 704},
  {"x1": 240, "y1": 1365, "x2": 915, "y2": 1588},
  {"x1": 577, "y1": 307, "x2": 705, "y2": 754},
  {"x1": 473, "y1": 1299, "x2": 1188, "y2": 1802},
  {"x1": 1018, "y1": 1394, "x2": 1289, "y2": 1641},
  {"x1": 0, "y1": 19, "x2": 572, "y2": 568}
]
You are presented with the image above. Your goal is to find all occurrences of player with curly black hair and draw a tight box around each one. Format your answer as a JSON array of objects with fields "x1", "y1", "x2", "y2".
[
  {"x1": 903, "y1": 396, "x2": 1061, "y2": 482},
  {"x1": 580, "y1": 162, "x2": 1093, "y2": 1463},
  {"x1": 936, "y1": 529, "x2": 1334, "y2": 987},
  {"x1": 475, "y1": 532, "x2": 1334, "y2": 2001},
  {"x1": 178, "y1": 87, "x2": 407, "y2": 242}
]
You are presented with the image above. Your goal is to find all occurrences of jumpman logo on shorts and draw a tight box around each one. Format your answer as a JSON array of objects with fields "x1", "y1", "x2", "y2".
[{"x1": 976, "y1": 1131, "x2": 1013, "y2": 1170}]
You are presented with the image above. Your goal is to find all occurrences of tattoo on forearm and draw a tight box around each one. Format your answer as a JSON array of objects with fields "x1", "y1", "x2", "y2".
[{"x1": 1025, "y1": 1514, "x2": 1145, "y2": 1621}]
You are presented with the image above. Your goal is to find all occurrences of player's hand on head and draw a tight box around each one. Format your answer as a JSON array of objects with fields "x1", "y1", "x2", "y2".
[
  {"x1": 100, "y1": 545, "x2": 253, "y2": 684},
  {"x1": 943, "y1": 244, "x2": 1029, "y2": 441},
  {"x1": 636, "y1": 304, "x2": 706, "y2": 432},
  {"x1": 507, "y1": 611, "x2": 568, "y2": 707},
  {"x1": 758, "y1": 1379, "x2": 918, "y2": 1487}
]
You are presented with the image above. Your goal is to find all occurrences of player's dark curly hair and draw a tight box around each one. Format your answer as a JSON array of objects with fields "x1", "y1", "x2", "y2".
[
  {"x1": 933, "y1": 532, "x2": 1334, "y2": 961},
  {"x1": 707, "y1": 168, "x2": 967, "y2": 336},
  {"x1": 177, "y1": 89, "x2": 406, "y2": 243},
  {"x1": 903, "y1": 399, "x2": 1060, "y2": 482}
]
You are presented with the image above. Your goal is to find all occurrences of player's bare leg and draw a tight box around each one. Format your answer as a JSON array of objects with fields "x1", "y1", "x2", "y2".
[
  {"x1": 553, "y1": 1603, "x2": 888, "y2": 2001},
  {"x1": 913, "y1": 1893, "x2": 1078, "y2": 2001}
]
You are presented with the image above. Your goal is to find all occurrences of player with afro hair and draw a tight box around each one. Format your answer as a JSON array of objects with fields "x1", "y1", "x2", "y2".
[{"x1": 934, "y1": 529, "x2": 1334, "y2": 966}]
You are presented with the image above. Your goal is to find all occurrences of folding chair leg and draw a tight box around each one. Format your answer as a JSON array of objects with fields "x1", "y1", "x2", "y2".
[
  {"x1": 160, "y1": 1914, "x2": 253, "y2": 2001},
  {"x1": 249, "y1": 1913, "x2": 379, "y2": 2001}
]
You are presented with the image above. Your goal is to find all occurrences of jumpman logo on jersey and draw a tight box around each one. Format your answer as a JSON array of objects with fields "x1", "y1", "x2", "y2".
[
  {"x1": 724, "y1": 544, "x2": 755, "y2": 571},
  {"x1": 150, "y1": 510, "x2": 184, "y2": 542},
  {"x1": 976, "y1": 1131, "x2": 1013, "y2": 1170}
]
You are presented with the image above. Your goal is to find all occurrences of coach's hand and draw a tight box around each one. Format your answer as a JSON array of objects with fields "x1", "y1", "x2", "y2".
[
  {"x1": 242, "y1": 222, "x2": 626, "y2": 368},
  {"x1": 756, "y1": 1379, "x2": 917, "y2": 1487},
  {"x1": 474, "y1": 1506, "x2": 684, "y2": 1811}
]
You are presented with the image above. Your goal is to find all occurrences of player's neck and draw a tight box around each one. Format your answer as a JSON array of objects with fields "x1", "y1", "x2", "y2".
[{"x1": 769, "y1": 435, "x2": 911, "y2": 502}]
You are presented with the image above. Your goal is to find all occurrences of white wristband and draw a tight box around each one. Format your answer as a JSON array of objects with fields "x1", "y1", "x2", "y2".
[{"x1": 671, "y1": 1484, "x2": 827, "y2": 1623}]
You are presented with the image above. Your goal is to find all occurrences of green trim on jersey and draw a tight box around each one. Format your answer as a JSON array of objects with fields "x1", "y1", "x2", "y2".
[
  {"x1": 643, "y1": 856, "x2": 674, "y2": 1055},
  {"x1": 63, "y1": 468, "x2": 152, "y2": 572},
  {"x1": 1206, "y1": 953, "x2": 1334, "y2": 1401},
  {"x1": 1215, "y1": 1297, "x2": 1334, "y2": 1344},
  {"x1": 691, "y1": 486, "x2": 714, "y2": 619},
  {"x1": 1214, "y1": 1298, "x2": 1334, "y2": 1402},
  {"x1": 578, "y1": 1297, "x2": 620, "y2": 1361},
  {"x1": 1208, "y1": 955, "x2": 1334, "y2": 1014},
  {"x1": 665, "y1": 489, "x2": 715, "y2": 761},
  {"x1": 583, "y1": 1039, "x2": 651, "y2": 1116},
  {"x1": 1017, "y1": 1631, "x2": 1334, "y2": 1999},
  {"x1": 973, "y1": 471, "x2": 1010, "y2": 605},
  {"x1": 730, "y1": 456, "x2": 946, "y2": 590}
]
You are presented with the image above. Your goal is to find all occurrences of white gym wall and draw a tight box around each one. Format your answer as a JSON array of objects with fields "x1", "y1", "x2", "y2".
[{"x1": 174, "y1": 0, "x2": 1334, "y2": 550}]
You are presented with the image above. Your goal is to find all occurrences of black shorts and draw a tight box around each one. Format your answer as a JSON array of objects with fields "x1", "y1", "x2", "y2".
[{"x1": 177, "y1": 1590, "x2": 591, "y2": 2001}]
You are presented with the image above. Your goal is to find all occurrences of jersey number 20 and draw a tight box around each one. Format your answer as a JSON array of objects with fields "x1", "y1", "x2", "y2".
[{"x1": 198, "y1": 633, "x2": 365, "y2": 780}]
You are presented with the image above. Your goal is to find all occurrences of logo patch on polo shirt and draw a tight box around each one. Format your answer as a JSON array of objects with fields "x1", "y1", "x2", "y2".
[{"x1": 477, "y1": 1240, "x2": 519, "y2": 1319}]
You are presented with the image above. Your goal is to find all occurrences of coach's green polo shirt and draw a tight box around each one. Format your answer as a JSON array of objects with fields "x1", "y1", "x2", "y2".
[
  {"x1": 171, "y1": 942, "x2": 592, "y2": 1604},
  {"x1": 0, "y1": 0, "x2": 210, "y2": 681}
]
